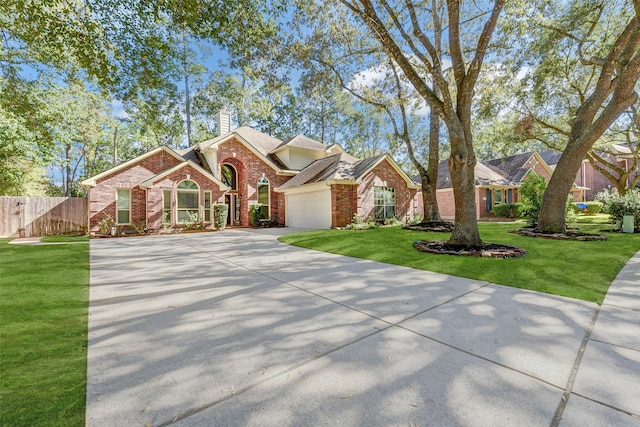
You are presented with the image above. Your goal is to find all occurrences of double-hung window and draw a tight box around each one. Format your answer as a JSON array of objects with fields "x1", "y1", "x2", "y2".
[
  {"x1": 116, "y1": 189, "x2": 131, "y2": 224},
  {"x1": 177, "y1": 180, "x2": 199, "y2": 223},
  {"x1": 374, "y1": 187, "x2": 395, "y2": 221}
]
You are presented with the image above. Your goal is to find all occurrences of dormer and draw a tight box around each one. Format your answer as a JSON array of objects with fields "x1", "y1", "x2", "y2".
[{"x1": 270, "y1": 135, "x2": 329, "y2": 171}]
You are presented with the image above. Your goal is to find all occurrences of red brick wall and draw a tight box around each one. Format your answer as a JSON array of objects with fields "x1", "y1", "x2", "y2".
[
  {"x1": 216, "y1": 139, "x2": 289, "y2": 225},
  {"x1": 357, "y1": 159, "x2": 417, "y2": 223},
  {"x1": 331, "y1": 184, "x2": 357, "y2": 227},
  {"x1": 88, "y1": 151, "x2": 225, "y2": 232},
  {"x1": 436, "y1": 189, "x2": 455, "y2": 220},
  {"x1": 88, "y1": 151, "x2": 182, "y2": 232},
  {"x1": 146, "y1": 165, "x2": 226, "y2": 230}
]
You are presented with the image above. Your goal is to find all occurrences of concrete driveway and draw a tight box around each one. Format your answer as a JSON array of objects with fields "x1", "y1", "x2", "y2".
[{"x1": 86, "y1": 228, "x2": 639, "y2": 426}]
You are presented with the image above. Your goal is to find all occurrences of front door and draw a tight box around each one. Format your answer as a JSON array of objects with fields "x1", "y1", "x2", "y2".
[{"x1": 224, "y1": 194, "x2": 242, "y2": 226}]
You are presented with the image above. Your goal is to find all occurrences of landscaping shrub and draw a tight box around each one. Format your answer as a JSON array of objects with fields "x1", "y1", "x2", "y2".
[
  {"x1": 97, "y1": 214, "x2": 115, "y2": 235},
  {"x1": 571, "y1": 201, "x2": 603, "y2": 215},
  {"x1": 408, "y1": 214, "x2": 423, "y2": 225},
  {"x1": 492, "y1": 203, "x2": 522, "y2": 218},
  {"x1": 519, "y1": 173, "x2": 547, "y2": 225},
  {"x1": 492, "y1": 203, "x2": 511, "y2": 217},
  {"x1": 383, "y1": 217, "x2": 402, "y2": 226},
  {"x1": 183, "y1": 212, "x2": 204, "y2": 230},
  {"x1": 344, "y1": 214, "x2": 379, "y2": 230},
  {"x1": 595, "y1": 188, "x2": 640, "y2": 226},
  {"x1": 212, "y1": 204, "x2": 228, "y2": 230},
  {"x1": 249, "y1": 203, "x2": 263, "y2": 227}
]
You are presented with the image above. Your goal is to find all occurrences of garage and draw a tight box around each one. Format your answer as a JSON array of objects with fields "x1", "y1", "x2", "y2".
[{"x1": 286, "y1": 188, "x2": 332, "y2": 229}]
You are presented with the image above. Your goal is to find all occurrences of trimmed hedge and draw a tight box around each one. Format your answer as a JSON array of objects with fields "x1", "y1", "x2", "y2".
[
  {"x1": 492, "y1": 203, "x2": 522, "y2": 218},
  {"x1": 571, "y1": 201, "x2": 603, "y2": 215},
  {"x1": 249, "y1": 203, "x2": 263, "y2": 227},
  {"x1": 213, "y1": 204, "x2": 228, "y2": 229}
]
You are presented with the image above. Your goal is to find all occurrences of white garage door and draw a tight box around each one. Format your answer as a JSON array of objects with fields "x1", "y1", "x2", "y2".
[{"x1": 286, "y1": 189, "x2": 332, "y2": 229}]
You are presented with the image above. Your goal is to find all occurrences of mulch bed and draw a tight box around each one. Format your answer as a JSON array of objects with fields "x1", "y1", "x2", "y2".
[
  {"x1": 413, "y1": 240, "x2": 526, "y2": 258},
  {"x1": 403, "y1": 221, "x2": 455, "y2": 232},
  {"x1": 509, "y1": 228, "x2": 608, "y2": 241}
]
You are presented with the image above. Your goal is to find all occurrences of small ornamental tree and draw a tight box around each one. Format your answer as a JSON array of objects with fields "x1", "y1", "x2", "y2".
[
  {"x1": 212, "y1": 204, "x2": 228, "y2": 230},
  {"x1": 519, "y1": 173, "x2": 547, "y2": 225},
  {"x1": 249, "y1": 203, "x2": 263, "y2": 227}
]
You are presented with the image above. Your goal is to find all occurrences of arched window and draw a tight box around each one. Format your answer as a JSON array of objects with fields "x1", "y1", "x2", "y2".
[
  {"x1": 221, "y1": 164, "x2": 237, "y2": 190},
  {"x1": 177, "y1": 180, "x2": 199, "y2": 223},
  {"x1": 257, "y1": 177, "x2": 270, "y2": 219}
]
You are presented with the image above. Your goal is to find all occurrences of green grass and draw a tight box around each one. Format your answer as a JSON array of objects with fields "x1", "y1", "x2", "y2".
[
  {"x1": 40, "y1": 234, "x2": 90, "y2": 243},
  {"x1": 574, "y1": 213, "x2": 613, "y2": 224},
  {"x1": 279, "y1": 223, "x2": 640, "y2": 304},
  {"x1": 0, "y1": 238, "x2": 89, "y2": 427}
]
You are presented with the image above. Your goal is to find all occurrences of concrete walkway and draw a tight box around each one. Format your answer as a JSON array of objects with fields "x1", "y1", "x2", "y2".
[{"x1": 85, "y1": 229, "x2": 640, "y2": 427}]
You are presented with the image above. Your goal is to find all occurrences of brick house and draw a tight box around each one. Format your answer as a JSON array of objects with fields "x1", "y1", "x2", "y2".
[
  {"x1": 82, "y1": 118, "x2": 419, "y2": 231},
  {"x1": 415, "y1": 151, "x2": 588, "y2": 220},
  {"x1": 574, "y1": 144, "x2": 640, "y2": 199}
]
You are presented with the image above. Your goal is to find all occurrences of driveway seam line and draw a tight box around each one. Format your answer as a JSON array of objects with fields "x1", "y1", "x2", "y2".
[
  {"x1": 550, "y1": 305, "x2": 601, "y2": 427},
  {"x1": 155, "y1": 326, "x2": 395, "y2": 427},
  {"x1": 569, "y1": 390, "x2": 640, "y2": 420},
  {"x1": 171, "y1": 236, "x2": 570, "y2": 425},
  {"x1": 588, "y1": 338, "x2": 640, "y2": 353}
]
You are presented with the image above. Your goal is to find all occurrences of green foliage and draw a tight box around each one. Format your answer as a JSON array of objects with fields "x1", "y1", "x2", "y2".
[
  {"x1": 97, "y1": 214, "x2": 115, "y2": 235},
  {"x1": 384, "y1": 217, "x2": 402, "y2": 226},
  {"x1": 344, "y1": 214, "x2": 379, "y2": 230},
  {"x1": 492, "y1": 203, "x2": 522, "y2": 218},
  {"x1": 519, "y1": 173, "x2": 547, "y2": 225},
  {"x1": 565, "y1": 197, "x2": 578, "y2": 226},
  {"x1": 571, "y1": 201, "x2": 603, "y2": 215},
  {"x1": 212, "y1": 204, "x2": 228, "y2": 230},
  {"x1": 182, "y1": 212, "x2": 204, "y2": 230},
  {"x1": 132, "y1": 221, "x2": 146, "y2": 234},
  {"x1": 408, "y1": 214, "x2": 424, "y2": 225},
  {"x1": 249, "y1": 203, "x2": 263, "y2": 227},
  {"x1": 0, "y1": 239, "x2": 89, "y2": 426},
  {"x1": 596, "y1": 188, "x2": 640, "y2": 225}
]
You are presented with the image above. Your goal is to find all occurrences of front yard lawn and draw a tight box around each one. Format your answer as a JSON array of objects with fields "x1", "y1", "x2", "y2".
[
  {"x1": 0, "y1": 238, "x2": 89, "y2": 427},
  {"x1": 279, "y1": 223, "x2": 640, "y2": 304}
]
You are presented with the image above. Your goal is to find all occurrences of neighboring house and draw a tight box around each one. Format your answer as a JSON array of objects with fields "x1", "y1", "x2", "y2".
[
  {"x1": 417, "y1": 151, "x2": 588, "y2": 220},
  {"x1": 81, "y1": 115, "x2": 419, "y2": 231},
  {"x1": 577, "y1": 144, "x2": 640, "y2": 199}
]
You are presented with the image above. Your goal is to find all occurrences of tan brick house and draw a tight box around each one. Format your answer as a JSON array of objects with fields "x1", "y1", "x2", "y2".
[{"x1": 82, "y1": 119, "x2": 419, "y2": 231}]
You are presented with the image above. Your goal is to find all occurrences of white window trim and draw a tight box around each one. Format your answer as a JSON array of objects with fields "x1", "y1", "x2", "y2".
[
  {"x1": 162, "y1": 189, "x2": 172, "y2": 225},
  {"x1": 116, "y1": 189, "x2": 131, "y2": 225},
  {"x1": 257, "y1": 177, "x2": 270, "y2": 218},
  {"x1": 204, "y1": 191, "x2": 212, "y2": 223},
  {"x1": 177, "y1": 180, "x2": 200, "y2": 224},
  {"x1": 374, "y1": 186, "x2": 395, "y2": 221},
  {"x1": 221, "y1": 163, "x2": 238, "y2": 191}
]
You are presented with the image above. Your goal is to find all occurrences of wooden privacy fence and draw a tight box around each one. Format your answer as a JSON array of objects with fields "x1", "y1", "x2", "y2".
[{"x1": 0, "y1": 197, "x2": 88, "y2": 238}]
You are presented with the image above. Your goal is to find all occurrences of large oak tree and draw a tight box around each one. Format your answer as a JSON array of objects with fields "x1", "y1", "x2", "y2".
[{"x1": 336, "y1": 0, "x2": 505, "y2": 245}]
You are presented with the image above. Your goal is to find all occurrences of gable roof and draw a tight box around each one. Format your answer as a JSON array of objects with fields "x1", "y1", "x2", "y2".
[
  {"x1": 271, "y1": 135, "x2": 328, "y2": 153},
  {"x1": 197, "y1": 126, "x2": 296, "y2": 175},
  {"x1": 139, "y1": 160, "x2": 229, "y2": 190},
  {"x1": 198, "y1": 126, "x2": 283, "y2": 156},
  {"x1": 539, "y1": 149, "x2": 562, "y2": 167},
  {"x1": 428, "y1": 151, "x2": 555, "y2": 189},
  {"x1": 81, "y1": 146, "x2": 185, "y2": 187},
  {"x1": 276, "y1": 152, "x2": 418, "y2": 191}
]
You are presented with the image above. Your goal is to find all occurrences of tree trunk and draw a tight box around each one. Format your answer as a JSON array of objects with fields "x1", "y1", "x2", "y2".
[
  {"x1": 448, "y1": 134, "x2": 482, "y2": 245},
  {"x1": 423, "y1": 111, "x2": 442, "y2": 222},
  {"x1": 537, "y1": 14, "x2": 640, "y2": 233}
]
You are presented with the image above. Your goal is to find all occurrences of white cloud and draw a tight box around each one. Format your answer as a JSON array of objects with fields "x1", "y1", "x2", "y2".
[{"x1": 111, "y1": 99, "x2": 131, "y2": 119}]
